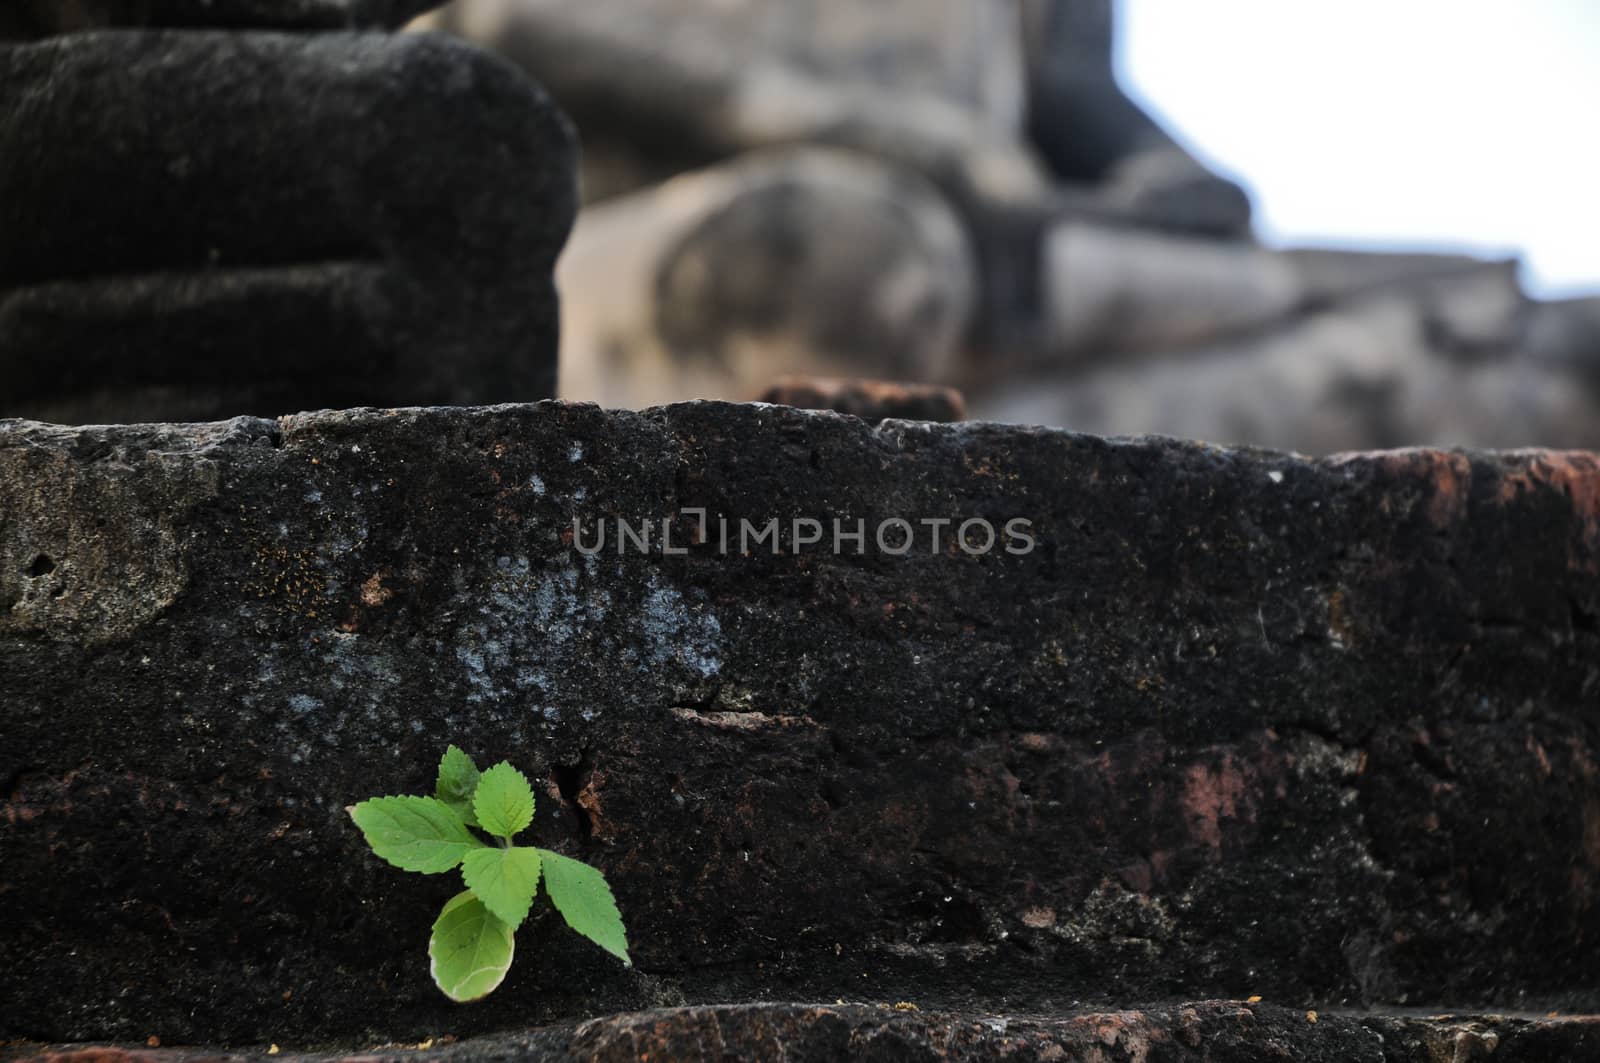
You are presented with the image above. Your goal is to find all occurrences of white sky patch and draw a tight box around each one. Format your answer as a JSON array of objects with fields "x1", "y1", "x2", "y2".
[{"x1": 1118, "y1": 0, "x2": 1600, "y2": 298}]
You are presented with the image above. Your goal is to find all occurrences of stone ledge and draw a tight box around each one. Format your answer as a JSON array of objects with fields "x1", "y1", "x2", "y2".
[
  {"x1": 6, "y1": 1003, "x2": 1599, "y2": 1062},
  {"x1": 3, "y1": 402, "x2": 1598, "y2": 1043}
]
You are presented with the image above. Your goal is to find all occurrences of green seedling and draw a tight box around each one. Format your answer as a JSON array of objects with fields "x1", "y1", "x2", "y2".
[{"x1": 349, "y1": 745, "x2": 630, "y2": 1002}]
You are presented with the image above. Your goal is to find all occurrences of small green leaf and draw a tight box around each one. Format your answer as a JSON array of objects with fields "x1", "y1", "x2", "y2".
[
  {"x1": 473, "y1": 762, "x2": 536, "y2": 839},
  {"x1": 349, "y1": 796, "x2": 485, "y2": 873},
  {"x1": 461, "y1": 846, "x2": 542, "y2": 928},
  {"x1": 428, "y1": 890, "x2": 515, "y2": 1002},
  {"x1": 437, "y1": 745, "x2": 482, "y2": 828},
  {"x1": 537, "y1": 848, "x2": 631, "y2": 966}
]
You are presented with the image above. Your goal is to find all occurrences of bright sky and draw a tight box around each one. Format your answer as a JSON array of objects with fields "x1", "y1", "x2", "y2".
[{"x1": 1118, "y1": 0, "x2": 1600, "y2": 298}]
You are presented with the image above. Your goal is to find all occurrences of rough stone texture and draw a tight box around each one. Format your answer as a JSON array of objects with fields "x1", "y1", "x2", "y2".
[
  {"x1": 757, "y1": 377, "x2": 968, "y2": 424},
  {"x1": 0, "y1": 0, "x2": 443, "y2": 36},
  {"x1": 0, "y1": 29, "x2": 575, "y2": 424},
  {"x1": 3, "y1": 402, "x2": 1599, "y2": 1045},
  {"x1": 5, "y1": 1003, "x2": 1599, "y2": 1062},
  {"x1": 558, "y1": 149, "x2": 975, "y2": 408}
]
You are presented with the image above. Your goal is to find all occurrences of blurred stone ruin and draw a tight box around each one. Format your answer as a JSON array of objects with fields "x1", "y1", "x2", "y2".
[
  {"x1": 424, "y1": 0, "x2": 1600, "y2": 453},
  {"x1": 5, "y1": 0, "x2": 1596, "y2": 451}
]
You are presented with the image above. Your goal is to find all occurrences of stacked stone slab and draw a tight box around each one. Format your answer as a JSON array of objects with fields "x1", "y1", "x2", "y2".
[
  {"x1": 3, "y1": 403, "x2": 1597, "y2": 1049},
  {"x1": 9, "y1": 1004, "x2": 1599, "y2": 1062},
  {"x1": 0, "y1": 0, "x2": 576, "y2": 424}
]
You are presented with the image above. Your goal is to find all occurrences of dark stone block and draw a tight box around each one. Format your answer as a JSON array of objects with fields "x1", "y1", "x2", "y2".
[
  {"x1": 0, "y1": 30, "x2": 576, "y2": 423},
  {"x1": 7, "y1": 1003, "x2": 1599, "y2": 1062},
  {"x1": 0, "y1": 0, "x2": 443, "y2": 37},
  {"x1": 1, "y1": 403, "x2": 1598, "y2": 1044}
]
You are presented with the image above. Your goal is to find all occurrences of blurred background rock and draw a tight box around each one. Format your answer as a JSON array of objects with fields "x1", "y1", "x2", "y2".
[
  {"x1": 0, "y1": 0, "x2": 577, "y2": 423},
  {"x1": 416, "y1": 0, "x2": 1600, "y2": 453}
]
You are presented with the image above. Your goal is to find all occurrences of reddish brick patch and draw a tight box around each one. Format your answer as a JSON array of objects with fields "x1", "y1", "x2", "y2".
[{"x1": 758, "y1": 376, "x2": 967, "y2": 423}]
